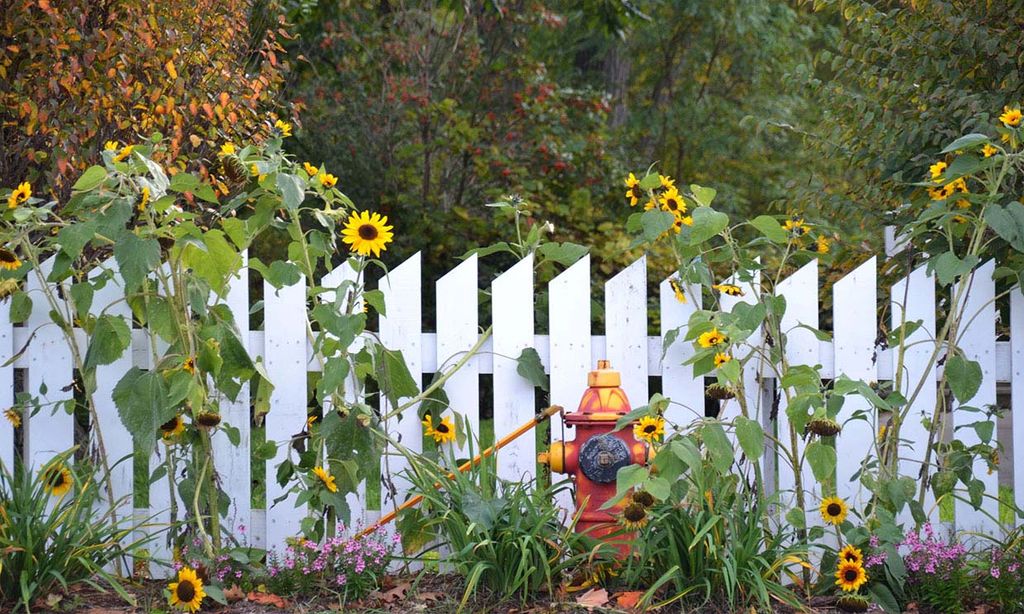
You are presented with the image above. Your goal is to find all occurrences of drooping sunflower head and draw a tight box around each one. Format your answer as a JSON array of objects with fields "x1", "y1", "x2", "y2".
[
  {"x1": 7, "y1": 182, "x2": 31, "y2": 209},
  {"x1": 706, "y1": 382, "x2": 736, "y2": 400},
  {"x1": 168, "y1": 566, "x2": 206, "y2": 613},
  {"x1": 633, "y1": 415, "x2": 665, "y2": 444},
  {"x1": 838, "y1": 544, "x2": 864, "y2": 566},
  {"x1": 631, "y1": 490, "x2": 655, "y2": 508},
  {"x1": 341, "y1": 210, "x2": 394, "y2": 258},
  {"x1": 697, "y1": 328, "x2": 728, "y2": 349},
  {"x1": 820, "y1": 496, "x2": 848, "y2": 526},
  {"x1": 712, "y1": 283, "x2": 744, "y2": 297},
  {"x1": 0, "y1": 247, "x2": 22, "y2": 272},
  {"x1": 313, "y1": 466, "x2": 338, "y2": 493},
  {"x1": 620, "y1": 502, "x2": 650, "y2": 530},
  {"x1": 836, "y1": 594, "x2": 870, "y2": 612},
  {"x1": 195, "y1": 412, "x2": 221, "y2": 428},
  {"x1": 160, "y1": 415, "x2": 186, "y2": 440},
  {"x1": 42, "y1": 463, "x2": 73, "y2": 497},
  {"x1": 835, "y1": 561, "x2": 868, "y2": 593},
  {"x1": 806, "y1": 417, "x2": 842, "y2": 437}
]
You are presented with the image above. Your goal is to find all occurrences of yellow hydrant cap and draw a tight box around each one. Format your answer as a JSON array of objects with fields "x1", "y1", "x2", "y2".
[{"x1": 587, "y1": 359, "x2": 621, "y2": 388}]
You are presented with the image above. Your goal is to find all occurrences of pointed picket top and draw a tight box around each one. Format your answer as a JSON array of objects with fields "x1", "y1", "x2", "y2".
[
  {"x1": 776, "y1": 259, "x2": 819, "y2": 367},
  {"x1": 492, "y1": 254, "x2": 536, "y2": 482},
  {"x1": 955, "y1": 260, "x2": 998, "y2": 532},
  {"x1": 436, "y1": 254, "x2": 479, "y2": 457},
  {"x1": 321, "y1": 260, "x2": 361, "y2": 310},
  {"x1": 549, "y1": 255, "x2": 591, "y2": 442},
  {"x1": 605, "y1": 256, "x2": 648, "y2": 405},
  {"x1": 659, "y1": 274, "x2": 702, "y2": 422},
  {"x1": 833, "y1": 257, "x2": 877, "y2": 506}
]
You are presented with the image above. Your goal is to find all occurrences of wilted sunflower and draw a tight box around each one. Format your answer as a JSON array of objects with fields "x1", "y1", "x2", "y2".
[
  {"x1": 820, "y1": 496, "x2": 848, "y2": 525},
  {"x1": 836, "y1": 594, "x2": 870, "y2": 612},
  {"x1": 631, "y1": 490, "x2": 655, "y2": 508},
  {"x1": 806, "y1": 417, "x2": 842, "y2": 437},
  {"x1": 838, "y1": 544, "x2": 863, "y2": 566},
  {"x1": 706, "y1": 382, "x2": 736, "y2": 400},
  {"x1": 620, "y1": 502, "x2": 649, "y2": 530},
  {"x1": 168, "y1": 566, "x2": 206, "y2": 612},
  {"x1": 341, "y1": 210, "x2": 394, "y2": 258},
  {"x1": 195, "y1": 412, "x2": 221, "y2": 428},
  {"x1": 711, "y1": 283, "x2": 744, "y2": 296},
  {"x1": 0, "y1": 248, "x2": 21, "y2": 271},
  {"x1": 312, "y1": 466, "x2": 338, "y2": 493},
  {"x1": 697, "y1": 328, "x2": 728, "y2": 348},
  {"x1": 160, "y1": 415, "x2": 186, "y2": 439},
  {"x1": 835, "y1": 561, "x2": 868, "y2": 592},
  {"x1": 634, "y1": 416, "x2": 665, "y2": 444},
  {"x1": 42, "y1": 463, "x2": 72, "y2": 497},
  {"x1": 4, "y1": 407, "x2": 20, "y2": 428}
]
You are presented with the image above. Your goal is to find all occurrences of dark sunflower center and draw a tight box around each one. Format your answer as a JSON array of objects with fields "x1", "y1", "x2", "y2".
[
  {"x1": 630, "y1": 186, "x2": 642, "y2": 198},
  {"x1": 624, "y1": 506, "x2": 647, "y2": 522},
  {"x1": 358, "y1": 224, "x2": 378, "y2": 240},
  {"x1": 643, "y1": 424, "x2": 657, "y2": 434},
  {"x1": 666, "y1": 198, "x2": 679, "y2": 211},
  {"x1": 844, "y1": 569, "x2": 858, "y2": 582},
  {"x1": 0, "y1": 250, "x2": 15, "y2": 263},
  {"x1": 48, "y1": 470, "x2": 66, "y2": 488},
  {"x1": 436, "y1": 423, "x2": 450, "y2": 433},
  {"x1": 176, "y1": 580, "x2": 196, "y2": 602},
  {"x1": 827, "y1": 503, "x2": 842, "y2": 516},
  {"x1": 160, "y1": 417, "x2": 179, "y2": 432},
  {"x1": 844, "y1": 552, "x2": 857, "y2": 561}
]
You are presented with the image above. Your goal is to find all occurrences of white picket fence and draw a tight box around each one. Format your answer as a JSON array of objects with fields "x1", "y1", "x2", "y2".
[{"x1": 1, "y1": 251, "x2": 1022, "y2": 572}]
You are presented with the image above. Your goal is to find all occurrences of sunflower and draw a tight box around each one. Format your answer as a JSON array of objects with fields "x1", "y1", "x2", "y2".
[
  {"x1": 182, "y1": 356, "x2": 195, "y2": 374},
  {"x1": 669, "y1": 278, "x2": 686, "y2": 303},
  {"x1": 783, "y1": 217, "x2": 810, "y2": 236},
  {"x1": 836, "y1": 594, "x2": 870, "y2": 612},
  {"x1": 195, "y1": 412, "x2": 221, "y2": 428},
  {"x1": 138, "y1": 187, "x2": 150, "y2": 211},
  {"x1": 341, "y1": 210, "x2": 394, "y2": 257},
  {"x1": 219, "y1": 143, "x2": 236, "y2": 156},
  {"x1": 631, "y1": 490, "x2": 655, "y2": 508},
  {"x1": 658, "y1": 187, "x2": 686, "y2": 216},
  {"x1": 712, "y1": 283, "x2": 743, "y2": 296},
  {"x1": 42, "y1": 464, "x2": 73, "y2": 497},
  {"x1": 7, "y1": 182, "x2": 31, "y2": 209},
  {"x1": 659, "y1": 174, "x2": 676, "y2": 189},
  {"x1": 951, "y1": 177, "x2": 969, "y2": 193},
  {"x1": 113, "y1": 145, "x2": 134, "y2": 163},
  {"x1": 620, "y1": 502, "x2": 650, "y2": 530},
  {"x1": 706, "y1": 382, "x2": 736, "y2": 400},
  {"x1": 928, "y1": 183, "x2": 955, "y2": 201},
  {"x1": 160, "y1": 415, "x2": 186, "y2": 439},
  {"x1": 713, "y1": 352, "x2": 732, "y2": 367},
  {"x1": 838, "y1": 544, "x2": 864, "y2": 566},
  {"x1": 168, "y1": 566, "x2": 206, "y2": 612},
  {"x1": 697, "y1": 328, "x2": 728, "y2": 348},
  {"x1": 982, "y1": 144, "x2": 999, "y2": 158},
  {"x1": 928, "y1": 160, "x2": 948, "y2": 182},
  {"x1": 806, "y1": 417, "x2": 842, "y2": 437},
  {"x1": 422, "y1": 414, "x2": 457, "y2": 445},
  {"x1": 820, "y1": 496, "x2": 848, "y2": 525},
  {"x1": 303, "y1": 162, "x2": 319, "y2": 176},
  {"x1": 104, "y1": 140, "x2": 119, "y2": 151},
  {"x1": 274, "y1": 118, "x2": 293, "y2": 137},
  {"x1": 0, "y1": 248, "x2": 22, "y2": 271},
  {"x1": 816, "y1": 235, "x2": 831, "y2": 254},
  {"x1": 4, "y1": 407, "x2": 20, "y2": 428},
  {"x1": 634, "y1": 415, "x2": 665, "y2": 444},
  {"x1": 312, "y1": 466, "x2": 338, "y2": 493},
  {"x1": 1000, "y1": 106, "x2": 1022, "y2": 127},
  {"x1": 624, "y1": 172, "x2": 643, "y2": 206},
  {"x1": 835, "y1": 561, "x2": 868, "y2": 592},
  {"x1": 318, "y1": 172, "x2": 338, "y2": 188},
  {"x1": 679, "y1": 215, "x2": 693, "y2": 227}
]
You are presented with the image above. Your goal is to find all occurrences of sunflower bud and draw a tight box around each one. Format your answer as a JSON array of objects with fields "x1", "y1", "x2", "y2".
[
  {"x1": 706, "y1": 382, "x2": 736, "y2": 400},
  {"x1": 836, "y1": 594, "x2": 870, "y2": 612},
  {"x1": 806, "y1": 417, "x2": 842, "y2": 437}
]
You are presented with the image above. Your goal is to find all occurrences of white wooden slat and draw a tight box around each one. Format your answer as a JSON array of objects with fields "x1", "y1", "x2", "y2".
[
  {"x1": 436, "y1": 254, "x2": 479, "y2": 458},
  {"x1": 25, "y1": 256, "x2": 73, "y2": 469},
  {"x1": 605, "y1": 257, "x2": 648, "y2": 406},
  {"x1": 659, "y1": 276, "x2": 703, "y2": 423},
  {"x1": 0, "y1": 289, "x2": 12, "y2": 468},
  {"x1": 492, "y1": 255, "x2": 536, "y2": 482},
  {"x1": 378, "y1": 254, "x2": 423, "y2": 513},
  {"x1": 264, "y1": 275, "x2": 308, "y2": 550},
  {"x1": 891, "y1": 264, "x2": 937, "y2": 522},
  {"x1": 146, "y1": 264, "x2": 176, "y2": 577},
  {"x1": 87, "y1": 261, "x2": 134, "y2": 532},
  {"x1": 1012, "y1": 286, "x2": 1024, "y2": 513},
  {"x1": 955, "y1": 261, "x2": 999, "y2": 532},
  {"x1": 719, "y1": 269, "x2": 762, "y2": 437},
  {"x1": 833, "y1": 258, "x2": 877, "y2": 507},
  {"x1": 213, "y1": 252, "x2": 251, "y2": 539},
  {"x1": 776, "y1": 261, "x2": 819, "y2": 507},
  {"x1": 548, "y1": 256, "x2": 591, "y2": 509}
]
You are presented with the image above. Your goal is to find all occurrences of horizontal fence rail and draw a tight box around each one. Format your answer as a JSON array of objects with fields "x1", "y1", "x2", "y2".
[{"x1": 1, "y1": 251, "x2": 1022, "y2": 575}]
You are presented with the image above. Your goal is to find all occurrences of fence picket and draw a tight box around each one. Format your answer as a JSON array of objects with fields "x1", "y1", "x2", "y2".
[
  {"x1": 25, "y1": 256, "x2": 73, "y2": 470},
  {"x1": 719, "y1": 269, "x2": 762, "y2": 448},
  {"x1": 264, "y1": 275, "x2": 308, "y2": 551},
  {"x1": 956, "y1": 261, "x2": 999, "y2": 532},
  {"x1": 659, "y1": 276, "x2": 702, "y2": 424},
  {"x1": 605, "y1": 257, "x2": 648, "y2": 405},
  {"x1": 436, "y1": 254, "x2": 479, "y2": 457},
  {"x1": 891, "y1": 265, "x2": 937, "y2": 523},
  {"x1": 833, "y1": 258, "x2": 877, "y2": 507},
  {"x1": 492, "y1": 255, "x2": 536, "y2": 482},
  {"x1": 1012, "y1": 286, "x2": 1024, "y2": 513},
  {"x1": 0, "y1": 285, "x2": 12, "y2": 468}
]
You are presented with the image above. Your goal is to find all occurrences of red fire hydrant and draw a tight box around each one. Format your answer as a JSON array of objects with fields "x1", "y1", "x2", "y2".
[{"x1": 538, "y1": 360, "x2": 649, "y2": 545}]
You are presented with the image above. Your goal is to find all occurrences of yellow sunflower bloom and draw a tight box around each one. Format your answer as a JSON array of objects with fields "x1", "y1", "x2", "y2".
[
  {"x1": 835, "y1": 561, "x2": 868, "y2": 593},
  {"x1": 816, "y1": 235, "x2": 831, "y2": 254},
  {"x1": 838, "y1": 544, "x2": 863, "y2": 566},
  {"x1": 219, "y1": 143, "x2": 236, "y2": 156},
  {"x1": 313, "y1": 466, "x2": 338, "y2": 493},
  {"x1": 168, "y1": 566, "x2": 206, "y2": 613},
  {"x1": 341, "y1": 210, "x2": 394, "y2": 257},
  {"x1": 659, "y1": 174, "x2": 676, "y2": 189},
  {"x1": 182, "y1": 356, "x2": 195, "y2": 374},
  {"x1": 783, "y1": 217, "x2": 810, "y2": 236},
  {"x1": 712, "y1": 283, "x2": 743, "y2": 296},
  {"x1": 1000, "y1": 106, "x2": 1022, "y2": 127},
  {"x1": 113, "y1": 145, "x2": 134, "y2": 163},
  {"x1": 422, "y1": 414, "x2": 457, "y2": 444},
  {"x1": 4, "y1": 408, "x2": 20, "y2": 428},
  {"x1": 982, "y1": 143, "x2": 999, "y2": 158},
  {"x1": 714, "y1": 352, "x2": 732, "y2": 367},
  {"x1": 669, "y1": 278, "x2": 686, "y2": 303},
  {"x1": 0, "y1": 248, "x2": 22, "y2": 271},
  {"x1": 318, "y1": 172, "x2": 338, "y2": 188},
  {"x1": 819, "y1": 496, "x2": 848, "y2": 525},
  {"x1": 42, "y1": 463, "x2": 73, "y2": 497},
  {"x1": 633, "y1": 415, "x2": 665, "y2": 444},
  {"x1": 658, "y1": 187, "x2": 686, "y2": 216},
  {"x1": 160, "y1": 415, "x2": 186, "y2": 440},
  {"x1": 303, "y1": 162, "x2": 319, "y2": 176},
  {"x1": 698, "y1": 328, "x2": 728, "y2": 348},
  {"x1": 680, "y1": 215, "x2": 693, "y2": 226},
  {"x1": 928, "y1": 160, "x2": 948, "y2": 182},
  {"x1": 7, "y1": 182, "x2": 31, "y2": 209},
  {"x1": 274, "y1": 118, "x2": 293, "y2": 137},
  {"x1": 620, "y1": 502, "x2": 650, "y2": 530},
  {"x1": 104, "y1": 140, "x2": 119, "y2": 151},
  {"x1": 138, "y1": 187, "x2": 150, "y2": 211},
  {"x1": 624, "y1": 172, "x2": 643, "y2": 206}
]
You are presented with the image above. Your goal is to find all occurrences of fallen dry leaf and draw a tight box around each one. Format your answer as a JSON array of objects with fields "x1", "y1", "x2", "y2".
[
  {"x1": 247, "y1": 590, "x2": 289, "y2": 608},
  {"x1": 576, "y1": 587, "x2": 609, "y2": 609},
  {"x1": 370, "y1": 579, "x2": 410, "y2": 604},
  {"x1": 416, "y1": 591, "x2": 442, "y2": 602},
  {"x1": 223, "y1": 584, "x2": 246, "y2": 603},
  {"x1": 615, "y1": 590, "x2": 643, "y2": 609}
]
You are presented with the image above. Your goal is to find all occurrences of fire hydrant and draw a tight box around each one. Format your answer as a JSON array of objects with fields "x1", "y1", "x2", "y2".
[{"x1": 538, "y1": 360, "x2": 649, "y2": 545}]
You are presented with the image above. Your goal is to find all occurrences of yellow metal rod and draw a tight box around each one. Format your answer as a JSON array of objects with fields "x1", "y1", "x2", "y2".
[{"x1": 356, "y1": 404, "x2": 563, "y2": 539}]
